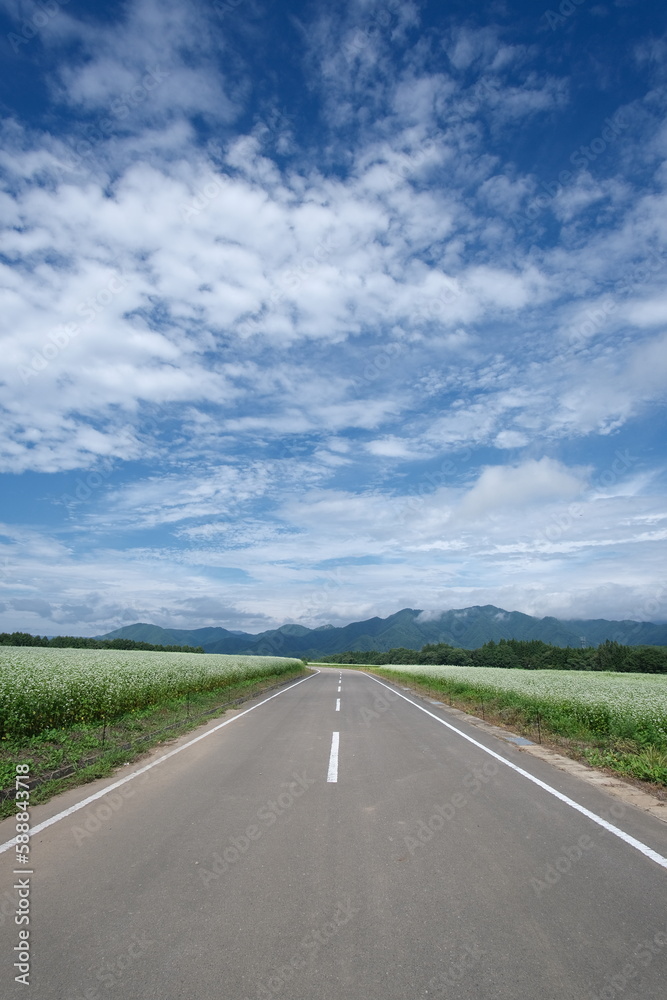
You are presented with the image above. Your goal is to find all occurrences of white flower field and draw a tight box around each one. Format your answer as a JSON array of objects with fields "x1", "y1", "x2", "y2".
[
  {"x1": 376, "y1": 664, "x2": 667, "y2": 744},
  {"x1": 0, "y1": 647, "x2": 304, "y2": 737}
]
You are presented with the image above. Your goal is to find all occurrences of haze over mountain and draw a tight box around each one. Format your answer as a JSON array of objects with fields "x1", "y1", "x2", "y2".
[{"x1": 98, "y1": 606, "x2": 667, "y2": 659}]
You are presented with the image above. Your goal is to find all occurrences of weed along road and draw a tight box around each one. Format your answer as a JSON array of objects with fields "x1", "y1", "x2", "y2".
[{"x1": 1, "y1": 668, "x2": 667, "y2": 999}]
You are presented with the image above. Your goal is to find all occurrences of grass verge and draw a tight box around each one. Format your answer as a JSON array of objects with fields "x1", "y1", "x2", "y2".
[
  {"x1": 359, "y1": 667, "x2": 667, "y2": 792},
  {"x1": 0, "y1": 667, "x2": 309, "y2": 819}
]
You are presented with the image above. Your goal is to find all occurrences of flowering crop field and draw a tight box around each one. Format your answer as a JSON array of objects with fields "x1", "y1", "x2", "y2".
[
  {"x1": 0, "y1": 647, "x2": 305, "y2": 737},
  {"x1": 374, "y1": 665, "x2": 667, "y2": 746}
]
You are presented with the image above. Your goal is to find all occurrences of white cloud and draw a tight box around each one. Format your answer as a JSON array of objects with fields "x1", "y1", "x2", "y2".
[
  {"x1": 624, "y1": 293, "x2": 667, "y2": 326},
  {"x1": 445, "y1": 26, "x2": 503, "y2": 72},
  {"x1": 463, "y1": 264, "x2": 549, "y2": 310},
  {"x1": 494, "y1": 430, "x2": 531, "y2": 449},
  {"x1": 2, "y1": 478, "x2": 666, "y2": 633},
  {"x1": 1, "y1": 0, "x2": 666, "y2": 635},
  {"x1": 46, "y1": 0, "x2": 241, "y2": 124},
  {"x1": 365, "y1": 436, "x2": 430, "y2": 459},
  {"x1": 457, "y1": 459, "x2": 587, "y2": 521}
]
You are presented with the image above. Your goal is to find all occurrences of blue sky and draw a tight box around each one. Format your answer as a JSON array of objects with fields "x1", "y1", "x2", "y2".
[{"x1": 1, "y1": 0, "x2": 666, "y2": 636}]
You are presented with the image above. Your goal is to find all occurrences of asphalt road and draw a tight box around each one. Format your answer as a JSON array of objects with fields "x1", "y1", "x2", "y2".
[{"x1": 1, "y1": 667, "x2": 666, "y2": 1000}]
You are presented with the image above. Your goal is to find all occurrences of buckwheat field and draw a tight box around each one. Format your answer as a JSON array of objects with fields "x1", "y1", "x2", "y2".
[
  {"x1": 376, "y1": 665, "x2": 667, "y2": 746},
  {"x1": 0, "y1": 647, "x2": 304, "y2": 737}
]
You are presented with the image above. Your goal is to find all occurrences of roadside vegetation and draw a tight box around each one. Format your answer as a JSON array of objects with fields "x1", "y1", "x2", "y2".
[
  {"x1": 0, "y1": 648, "x2": 308, "y2": 816},
  {"x1": 321, "y1": 637, "x2": 667, "y2": 673},
  {"x1": 363, "y1": 664, "x2": 667, "y2": 788},
  {"x1": 0, "y1": 631, "x2": 204, "y2": 653}
]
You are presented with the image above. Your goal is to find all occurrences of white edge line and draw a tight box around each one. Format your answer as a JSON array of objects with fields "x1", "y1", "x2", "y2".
[
  {"x1": 0, "y1": 670, "x2": 320, "y2": 855},
  {"x1": 327, "y1": 731, "x2": 340, "y2": 783},
  {"x1": 364, "y1": 673, "x2": 667, "y2": 871}
]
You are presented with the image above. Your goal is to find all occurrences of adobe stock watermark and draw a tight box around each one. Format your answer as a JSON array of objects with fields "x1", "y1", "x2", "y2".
[
  {"x1": 563, "y1": 247, "x2": 667, "y2": 350},
  {"x1": 342, "y1": 0, "x2": 401, "y2": 64},
  {"x1": 415, "y1": 281, "x2": 462, "y2": 322},
  {"x1": 530, "y1": 801, "x2": 626, "y2": 897},
  {"x1": 530, "y1": 833, "x2": 596, "y2": 896},
  {"x1": 47, "y1": 66, "x2": 171, "y2": 184},
  {"x1": 59, "y1": 410, "x2": 165, "y2": 511},
  {"x1": 384, "y1": 79, "x2": 495, "y2": 184},
  {"x1": 199, "y1": 771, "x2": 315, "y2": 886},
  {"x1": 68, "y1": 66, "x2": 171, "y2": 164},
  {"x1": 383, "y1": 133, "x2": 444, "y2": 184},
  {"x1": 65, "y1": 931, "x2": 156, "y2": 999},
  {"x1": 543, "y1": 0, "x2": 589, "y2": 32},
  {"x1": 236, "y1": 235, "x2": 339, "y2": 337},
  {"x1": 59, "y1": 457, "x2": 114, "y2": 509},
  {"x1": 509, "y1": 109, "x2": 629, "y2": 232},
  {"x1": 213, "y1": 0, "x2": 247, "y2": 21},
  {"x1": 243, "y1": 898, "x2": 359, "y2": 1000},
  {"x1": 180, "y1": 171, "x2": 231, "y2": 222},
  {"x1": 255, "y1": 106, "x2": 295, "y2": 151},
  {"x1": 94, "y1": 932, "x2": 155, "y2": 991},
  {"x1": 7, "y1": 0, "x2": 70, "y2": 54},
  {"x1": 249, "y1": 568, "x2": 348, "y2": 657},
  {"x1": 287, "y1": 567, "x2": 347, "y2": 626},
  {"x1": 181, "y1": 107, "x2": 293, "y2": 222},
  {"x1": 0, "y1": 887, "x2": 18, "y2": 929},
  {"x1": 17, "y1": 265, "x2": 132, "y2": 385},
  {"x1": 404, "y1": 760, "x2": 499, "y2": 855},
  {"x1": 611, "y1": 585, "x2": 667, "y2": 643},
  {"x1": 565, "y1": 298, "x2": 617, "y2": 351},
  {"x1": 349, "y1": 339, "x2": 407, "y2": 392},
  {"x1": 70, "y1": 780, "x2": 147, "y2": 846},
  {"x1": 615, "y1": 246, "x2": 667, "y2": 296},
  {"x1": 591, "y1": 925, "x2": 667, "y2": 1000},
  {"x1": 395, "y1": 448, "x2": 473, "y2": 527},
  {"x1": 448, "y1": 76, "x2": 496, "y2": 126},
  {"x1": 359, "y1": 684, "x2": 401, "y2": 726},
  {"x1": 349, "y1": 289, "x2": 462, "y2": 394},
  {"x1": 536, "y1": 448, "x2": 637, "y2": 547},
  {"x1": 425, "y1": 941, "x2": 486, "y2": 993}
]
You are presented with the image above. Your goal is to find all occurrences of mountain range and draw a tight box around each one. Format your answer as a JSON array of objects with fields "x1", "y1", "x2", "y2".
[{"x1": 98, "y1": 605, "x2": 667, "y2": 658}]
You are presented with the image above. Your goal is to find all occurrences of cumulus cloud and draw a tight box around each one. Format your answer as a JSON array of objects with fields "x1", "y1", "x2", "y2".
[
  {"x1": 0, "y1": 0, "x2": 666, "y2": 633},
  {"x1": 457, "y1": 459, "x2": 588, "y2": 521},
  {"x1": 11, "y1": 598, "x2": 55, "y2": 620}
]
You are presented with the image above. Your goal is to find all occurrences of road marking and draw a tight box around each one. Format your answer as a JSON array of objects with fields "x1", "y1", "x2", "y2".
[
  {"x1": 327, "y1": 732, "x2": 340, "y2": 783},
  {"x1": 0, "y1": 671, "x2": 320, "y2": 855},
  {"x1": 365, "y1": 674, "x2": 667, "y2": 872},
  {"x1": 336, "y1": 698, "x2": 341, "y2": 711},
  {"x1": 337, "y1": 685, "x2": 341, "y2": 692}
]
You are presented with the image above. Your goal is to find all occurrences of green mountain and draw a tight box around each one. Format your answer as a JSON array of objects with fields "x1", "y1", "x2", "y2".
[
  {"x1": 97, "y1": 622, "x2": 253, "y2": 653},
  {"x1": 97, "y1": 605, "x2": 667, "y2": 658}
]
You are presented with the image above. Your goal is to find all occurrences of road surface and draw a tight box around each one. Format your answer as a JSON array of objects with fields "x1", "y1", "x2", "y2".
[{"x1": 1, "y1": 667, "x2": 666, "y2": 999}]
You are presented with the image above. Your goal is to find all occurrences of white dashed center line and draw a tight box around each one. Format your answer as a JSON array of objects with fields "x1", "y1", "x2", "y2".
[
  {"x1": 336, "y1": 698, "x2": 340, "y2": 711},
  {"x1": 327, "y1": 732, "x2": 340, "y2": 783}
]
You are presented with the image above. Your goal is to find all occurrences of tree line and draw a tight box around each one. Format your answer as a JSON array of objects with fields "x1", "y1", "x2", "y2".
[
  {"x1": 320, "y1": 638, "x2": 667, "y2": 673},
  {"x1": 0, "y1": 632, "x2": 205, "y2": 654}
]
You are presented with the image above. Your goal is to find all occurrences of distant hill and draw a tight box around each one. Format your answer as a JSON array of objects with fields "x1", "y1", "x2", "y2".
[
  {"x1": 97, "y1": 605, "x2": 667, "y2": 658},
  {"x1": 96, "y1": 622, "x2": 252, "y2": 653}
]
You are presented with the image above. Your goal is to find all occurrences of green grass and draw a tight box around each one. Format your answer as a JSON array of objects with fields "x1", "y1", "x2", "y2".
[
  {"x1": 0, "y1": 646, "x2": 306, "y2": 737},
  {"x1": 0, "y1": 666, "x2": 309, "y2": 818},
  {"x1": 357, "y1": 664, "x2": 667, "y2": 788}
]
